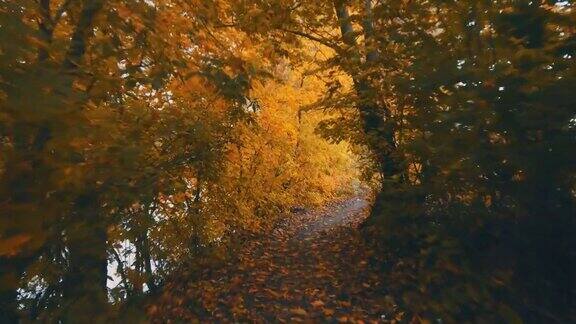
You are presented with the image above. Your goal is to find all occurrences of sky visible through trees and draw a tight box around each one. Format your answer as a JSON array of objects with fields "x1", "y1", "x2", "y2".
[{"x1": 1, "y1": 0, "x2": 575, "y2": 322}]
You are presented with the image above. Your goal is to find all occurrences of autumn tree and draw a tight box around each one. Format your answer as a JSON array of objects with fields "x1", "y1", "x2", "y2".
[
  {"x1": 375, "y1": 2, "x2": 576, "y2": 321},
  {"x1": 0, "y1": 0, "x2": 248, "y2": 319},
  {"x1": 0, "y1": 0, "x2": 360, "y2": 321}
]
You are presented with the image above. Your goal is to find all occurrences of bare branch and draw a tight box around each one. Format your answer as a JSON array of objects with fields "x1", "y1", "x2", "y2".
[{"x1": 278, "y1": 27, "x2": 340, "y2": 50}]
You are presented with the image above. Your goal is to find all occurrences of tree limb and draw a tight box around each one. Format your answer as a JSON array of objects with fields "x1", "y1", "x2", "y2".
[
  {"x1": 62, "y1": 0, "x2": 106, "y2": 73},
  {"x1": 278, "y1": 27, "x2": 340, "y2": 50}
]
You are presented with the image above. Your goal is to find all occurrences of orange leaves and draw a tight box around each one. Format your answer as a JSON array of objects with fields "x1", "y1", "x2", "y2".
[
  {"x1": 217, "y1": 72, "x2": 359, "y2": 233},
  {"x1": 147, "y1": 195, "x2": 392, "y2": 322},
  {"x1": 0, "y1": 234, "x2": 31, "y2": 257},
  {"x1": 311, "y1": 299, "x2": 325, "y2": 308},
  {"x1": 323, "y1": 308, "x2": 335, "y2": 316},
  {"x1": 263, "y1": 288, "x2": 283, "y2": 299},
  {"x1": 290, "y1": 307, "x2": 308, "y2": 316}
]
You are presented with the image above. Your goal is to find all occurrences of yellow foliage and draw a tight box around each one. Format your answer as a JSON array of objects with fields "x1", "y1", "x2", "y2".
[{"x1": 210, "y1": 70, "x2": 359, "y2": 233}]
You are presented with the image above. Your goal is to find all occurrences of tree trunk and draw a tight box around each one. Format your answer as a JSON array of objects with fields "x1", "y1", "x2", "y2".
[
  {"x1": 57, "y1": 1, "x2": 109, "y2": 319},
  {"x1": 142, "y1": 236, "x2": 156, "y2": 293},
  {"x1": 332, "y1": 0, "x2": 400, "y2": 180},
  {"x1": 2, "y1": 0, "x2": 106, "y2": 319},
  {"x1": 61, "y1": 192, "x2": 108, "y2": 321},
  {"x1": 112, "y1": 247, "x2": 133, "y2": 298},
  {"x1": 62, "y1": 0, "x2": 106, "y2": 74},
  {"x1": 333, "y1": 0, "x2": 402, "y2": 217}
]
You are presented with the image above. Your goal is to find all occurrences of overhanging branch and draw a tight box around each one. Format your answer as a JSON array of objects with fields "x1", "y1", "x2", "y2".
[{"x1": 278, "y1": 27, "x2": 340, "y2": 50}]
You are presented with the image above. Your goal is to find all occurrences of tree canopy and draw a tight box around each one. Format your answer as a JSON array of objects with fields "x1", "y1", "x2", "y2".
[{"x1": 1, "y1": 0, "x2": 575, "y2": 322}]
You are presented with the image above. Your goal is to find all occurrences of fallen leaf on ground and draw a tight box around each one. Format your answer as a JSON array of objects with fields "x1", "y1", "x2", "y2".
[
  {"x1": 311, "y1": 300, "x2": 325, "y2": 308},
  {"x1": 291, "y1": 307, "x2": 308, "y2": 316}
]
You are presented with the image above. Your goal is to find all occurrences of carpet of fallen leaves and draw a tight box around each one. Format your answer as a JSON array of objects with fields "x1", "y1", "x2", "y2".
[{"x1": 146, "y1": 196, "x2": 402, "y2": 323}]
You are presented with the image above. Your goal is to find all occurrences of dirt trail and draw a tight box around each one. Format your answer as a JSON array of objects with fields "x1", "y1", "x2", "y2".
[
  {"x1": 294, "y1": 196, "x2": 369, "y2": 240},
  {"x1": 148, "y1": 196, "x2": 396, "y2": 323}
]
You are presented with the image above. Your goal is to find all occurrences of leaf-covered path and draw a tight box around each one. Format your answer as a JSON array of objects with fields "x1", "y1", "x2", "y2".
[{"x1": 147, "y1": 196, "x2": 398, "y2": 323}]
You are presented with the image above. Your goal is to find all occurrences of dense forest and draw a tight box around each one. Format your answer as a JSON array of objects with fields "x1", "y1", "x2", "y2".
[{"x1": 1, "y1": 0, "x2": 575, "y2": 323}]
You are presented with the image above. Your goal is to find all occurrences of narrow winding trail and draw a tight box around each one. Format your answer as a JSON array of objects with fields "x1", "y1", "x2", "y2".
[{"x1": 148, "y1": 196, "x2": 397, "y2": 323}]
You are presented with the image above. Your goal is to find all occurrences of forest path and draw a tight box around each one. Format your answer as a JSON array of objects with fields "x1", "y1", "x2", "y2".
[{"x1": 148, "y1": 195, "x2": 396, "y2": 323}]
